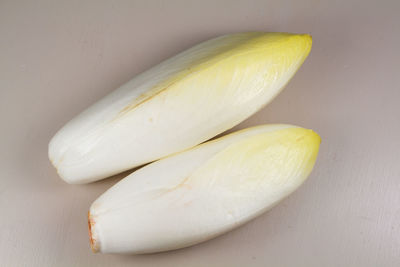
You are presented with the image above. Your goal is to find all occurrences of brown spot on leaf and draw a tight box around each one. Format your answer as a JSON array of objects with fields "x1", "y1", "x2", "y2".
[
  {"x1": 112, "y1": 80, "x2": 178, "y2": 123},
  {"x1": 88, "y1": 212, "x2": 99, "y2": 253}
]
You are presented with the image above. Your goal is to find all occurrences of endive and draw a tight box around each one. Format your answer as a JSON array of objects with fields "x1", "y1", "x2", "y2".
[
  {"x1": 49, "y1": 32, "x2": 312, "y2": 184},
  {"x1": 88, "y1": 124, "x2": 320, "y2": 254}
]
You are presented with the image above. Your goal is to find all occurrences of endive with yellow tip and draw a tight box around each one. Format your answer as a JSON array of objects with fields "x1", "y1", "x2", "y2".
[
  {"x1": 88, "y1": 124, "x2": 320, "y2": 254},
  {"x1": 49, "y1": 32, "x2": 312, "y2": 184}
]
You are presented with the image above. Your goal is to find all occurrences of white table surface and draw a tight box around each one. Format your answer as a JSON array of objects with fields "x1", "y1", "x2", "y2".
[{"x1": 1, "y1": 0, "x2": 400, "y2": 266}]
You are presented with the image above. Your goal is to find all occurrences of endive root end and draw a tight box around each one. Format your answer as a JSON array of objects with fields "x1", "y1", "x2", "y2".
[{"x1": 88, "y1": 212, "x2": 99, "y2": 253}]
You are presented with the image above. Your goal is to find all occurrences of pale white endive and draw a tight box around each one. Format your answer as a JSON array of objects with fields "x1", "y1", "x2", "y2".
[
  {"x1": 88, "y1": 124, "x2": 320, "y2": 254},
  {"x1": 49, "y1": 32, "x2": 312, "y2": 184}
]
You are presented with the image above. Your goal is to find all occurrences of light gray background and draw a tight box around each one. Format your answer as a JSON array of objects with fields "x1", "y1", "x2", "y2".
[{"x1": 1, "y1": 0, "x2": 399, "y2": 266}]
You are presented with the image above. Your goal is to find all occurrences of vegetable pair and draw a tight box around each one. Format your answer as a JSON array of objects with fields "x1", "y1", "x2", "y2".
[{"x1": 49, "y1": 32, "x2": 319, "y2": 254}]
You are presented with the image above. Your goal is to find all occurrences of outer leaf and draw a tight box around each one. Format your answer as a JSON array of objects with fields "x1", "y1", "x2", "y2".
[
  {"x1": 88, "y1": 124, "x2": 320, "y2": 254},
  {"x1": 49, "y1": 32, "x2": 312, "y2": 183}
]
